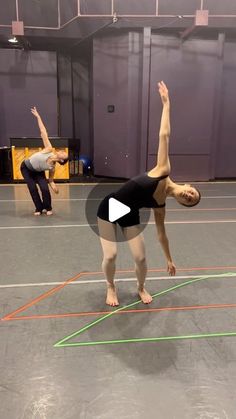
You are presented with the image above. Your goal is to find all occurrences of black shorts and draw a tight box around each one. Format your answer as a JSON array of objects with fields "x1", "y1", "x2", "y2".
[{"x1": 97, "y1": 193, "x2": 140, "y2": 228}]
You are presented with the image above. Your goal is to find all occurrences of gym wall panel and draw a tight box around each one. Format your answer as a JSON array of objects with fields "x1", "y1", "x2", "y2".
[
  {"x1": 93, "y1": 34, "x2": 130, "y2": 178},
  {"x1": 73, "y1": 58, "x2": 91, "y2": 156},
  {"x1": 0, "y1": 49, "x2": 58, "y2": 147},
  {"x1": 215, "y1": 42, "x2": 236, "y2": 178},
  {"x1": 148, "y1": 35, "x2": 218, "y2": 181},
  {"x1": 147, "y1": 154, "x2": 210, "y2": 181},
  {"x1": 126, "y1": 31, "x2": 143, "y2": 178},
  {"x1": 93, "y1": 31, "x2": 144, "y2": 179},
  {"x1": 92, "y1": 30, "x2": 236, "y2": 180},
  {"x1": 57, "y1": 54, "x2": 74, "y2": 138}
]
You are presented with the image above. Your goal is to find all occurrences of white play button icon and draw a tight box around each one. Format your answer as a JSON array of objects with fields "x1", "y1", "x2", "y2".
[{"x1": 108, "y1": 198, "x2": 131, "y2": 222}]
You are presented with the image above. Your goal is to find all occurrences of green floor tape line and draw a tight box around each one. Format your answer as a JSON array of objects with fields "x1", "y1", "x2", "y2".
[
  {"x1": 56, "y1": 332, "x2": 236, "y2": 347},
  {"x1": 54, "y1": 272, "x2": 236, "y2": 348}
]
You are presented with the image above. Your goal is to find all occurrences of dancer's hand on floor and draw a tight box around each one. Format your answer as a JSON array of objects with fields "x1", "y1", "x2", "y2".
[{"x1": 167, "y1": 260, "x2": 176, "y2": 276}]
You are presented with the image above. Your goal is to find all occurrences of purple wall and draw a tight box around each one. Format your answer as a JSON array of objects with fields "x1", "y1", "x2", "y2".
[
  {"x1": 148, "y1": 35, "x2": 218, "y2": 181},
  {"x1": 57, "y1": 53, "x2": 74, "y2": 138},
  {"x1": 93, "y1": 32, "x2": 143, "y2": 178},
  {"x1": 93, "y1": 33, "x2": 130, "y2": 178},
  {"x1": 73, "y1": 57, "x2": 91, "y2": 156},
  {"x1": 215, "y1": 42, "x2": 236, "y2": 178},
  {"x1": 0, "y1": 49, "x2": 58, "y2": 147},
  {"x1": 0, "y1": 47, "x2": 92, "y2": 154},
  {"x1": 1, "y1": 30, "x2": 236, "y2": 180},
  {"x1": 92, "y1": 31, "x2": 236, "y2": 180}
]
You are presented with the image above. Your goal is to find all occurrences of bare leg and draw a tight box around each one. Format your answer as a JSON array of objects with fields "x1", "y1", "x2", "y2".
[
  {"x1": 123, "y1": 226, "x2": 152, "y2": 304},
  {"x1": 98, "y1": 218, "x2": 119, "y2": 306}
]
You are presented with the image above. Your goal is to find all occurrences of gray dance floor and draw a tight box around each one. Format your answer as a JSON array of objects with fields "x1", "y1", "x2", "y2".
[{"x1": 1, "y1": 181, "x2": 236, "y2": 419}]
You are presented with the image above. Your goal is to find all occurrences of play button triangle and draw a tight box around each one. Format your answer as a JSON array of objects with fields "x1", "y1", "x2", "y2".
[{"x1": 108, "y1": 197, "x2": 131, "y2": 222}]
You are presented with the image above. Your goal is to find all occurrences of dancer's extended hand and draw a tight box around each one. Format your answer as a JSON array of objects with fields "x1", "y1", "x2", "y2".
[
  {"x1": 167, "y1": 260, "x2": 176, "y2": 276},
  {"x1": 158, "y1": 81, "x2": 169, "y2": 105},
  {"x1": 31, "y1": 106, "x2": 40, "y2": 118},
  {"x1": 49, "y1": 181, "x2": 59, "y2": 194}
]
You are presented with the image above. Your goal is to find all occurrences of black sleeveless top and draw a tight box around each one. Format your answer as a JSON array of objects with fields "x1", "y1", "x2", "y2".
[
  {"x1": 112, "y1": 173, "x2": 168, "y2": 210},
  {"x1": 97, "y1": 173, "x2": 168, "y2": 226}
]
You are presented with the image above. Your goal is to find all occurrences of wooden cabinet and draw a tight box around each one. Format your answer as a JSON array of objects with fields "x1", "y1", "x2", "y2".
[{"x1": 10, "y1": 138, "x2": 78, "y2": 181}]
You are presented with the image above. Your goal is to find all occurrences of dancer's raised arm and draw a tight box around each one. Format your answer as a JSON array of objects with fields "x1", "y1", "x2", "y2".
[
  {"x1": 31, "y1": 106, "x2": 52, "y2": 151},
  {"x1": 156, "y1": 81, "x2": 171, "y2": 173}
]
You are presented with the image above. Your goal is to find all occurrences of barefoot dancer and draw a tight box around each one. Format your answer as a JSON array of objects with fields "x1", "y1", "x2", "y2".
[
  {"x1": 20, "y1": 107, "x2": 68, "y2": 215},
  {"x1": 97, "y1": 82, "x2": 201, "y2": 306}
]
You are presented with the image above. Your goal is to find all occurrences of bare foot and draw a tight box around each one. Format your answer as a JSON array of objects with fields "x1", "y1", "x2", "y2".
[
  {"x1": 34, "y1": 211, "x2": 41, "y2": 216},
  {"x1": 106, "y1": 286, "x2": 119, "y2": 307},
  {"x1": 46, "y1": 210, "x2": 53, "y2": 216},
  {"x1": 138, "y1": 288, "x2": 153, "y2": 304}
]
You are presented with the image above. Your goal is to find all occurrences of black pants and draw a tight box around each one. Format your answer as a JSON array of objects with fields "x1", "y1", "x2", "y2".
[{"x1": 20, "y1": 161, "x2": 52, "y2": 212}]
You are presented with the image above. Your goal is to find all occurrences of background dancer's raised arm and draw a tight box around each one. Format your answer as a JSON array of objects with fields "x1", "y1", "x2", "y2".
[{"x1": 31, "y1": 106, "x2": 52, "y2": 151}]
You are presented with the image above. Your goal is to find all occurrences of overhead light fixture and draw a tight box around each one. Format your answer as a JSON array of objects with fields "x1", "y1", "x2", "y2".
[{"x1": 8, "y1": 36, "x2": 18, "y2": 43}]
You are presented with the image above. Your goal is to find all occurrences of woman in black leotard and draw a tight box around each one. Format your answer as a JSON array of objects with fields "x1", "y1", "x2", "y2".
[{"x1": 97, "y1": 81, "x2": 201, "y2": 307}]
